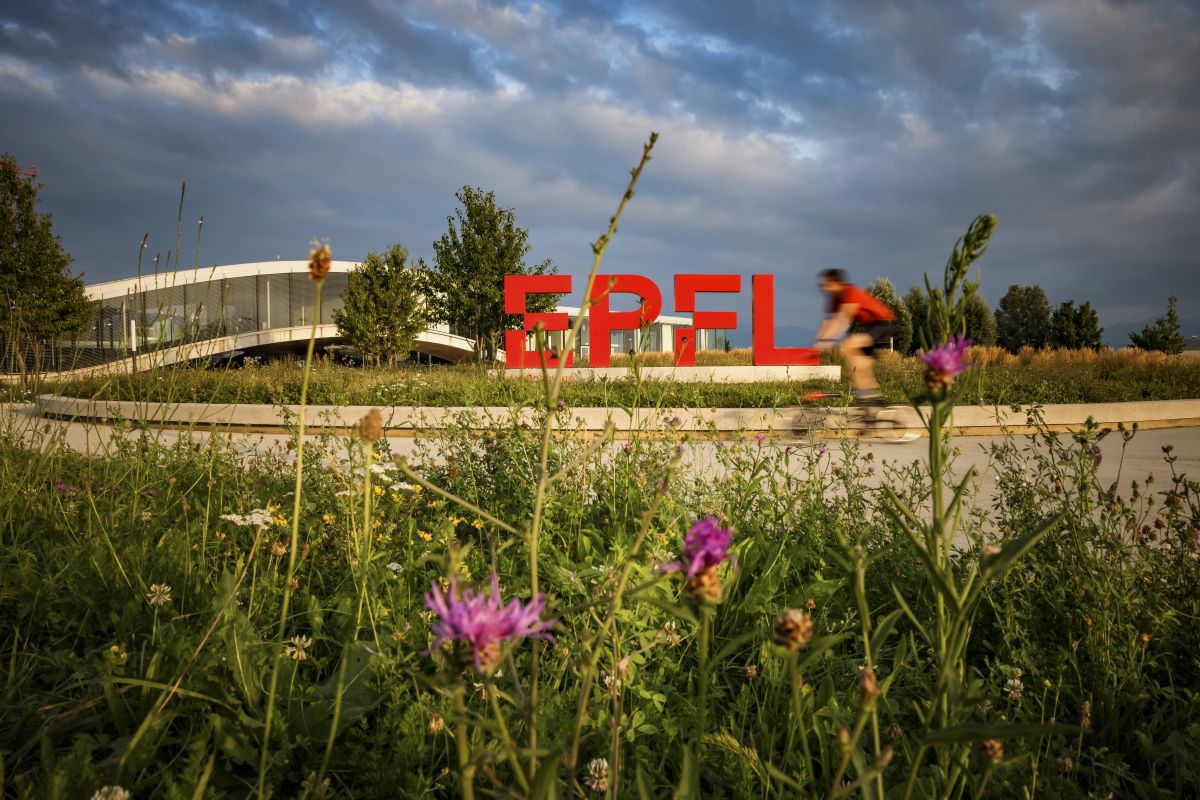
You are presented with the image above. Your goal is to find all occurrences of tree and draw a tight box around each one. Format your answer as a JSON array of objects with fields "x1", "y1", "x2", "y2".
[
  {"x1": 1047, "y1": 300, "x2": 1104, "y2": 349},
  {"x1": 995, "y1": 284, "x2": 1051, "y2": 352},
  {"x1": 902, "y1": 286, "x2": 925, "y2": 353},
  {"x1": 903, "y1": 285, "x2": 942, "y2": 352},
  {"x1": 963, "y1": 292, "x2": 997, "y2": 347},
  {"x1": 0, "y1": 153, "x2": 95, "y2": 387},
  {"x1": 1129, "y1": 296, "x2": 1186, "y2": 354},
  {"x1": 903, "y1": 285, "x2": 994, "y2": 350},
  {"x1": 429, "y1": 186, "x2": 558, "y2": 360},
  {"x1": 865, "y1": 277, "x2": 912, "y2": 354},
  {"x1": 333, "y1": 244, "x2": 429, "y2": 366}
]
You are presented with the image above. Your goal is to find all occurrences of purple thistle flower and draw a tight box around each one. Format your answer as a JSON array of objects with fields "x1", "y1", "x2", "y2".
[
  {"x1": 658, "y1": 518, "x2": 735, "y2": 603},
  {"x1": 922, "y1": 335, "x2": 973, "y2": 391},
  {"x1": 658, "y1": 517, "x2": 733, "y2": 580},
  {"x1": 425, "y1": 574, "x2": 555, "y2": 673}
]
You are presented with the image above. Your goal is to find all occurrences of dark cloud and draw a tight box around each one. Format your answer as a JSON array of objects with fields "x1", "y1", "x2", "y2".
[{"x1": 0, "y1": 0, "x2": 1197, "y2": 343}]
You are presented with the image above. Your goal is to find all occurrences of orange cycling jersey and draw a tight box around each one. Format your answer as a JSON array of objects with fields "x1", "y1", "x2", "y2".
[{"x1": 827, "y1": 285, "x2": 896, "y2": 325}]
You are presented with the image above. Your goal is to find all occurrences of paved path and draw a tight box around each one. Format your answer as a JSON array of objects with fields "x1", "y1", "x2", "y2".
[{"x1": 7, "y1": 405, "x2": 1196, "y2": 495}]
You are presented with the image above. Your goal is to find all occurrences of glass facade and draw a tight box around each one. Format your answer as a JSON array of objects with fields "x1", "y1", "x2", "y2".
[
  {"x1": 2, "y1": 270, "x2": 352, "y2": 373},
  {"x1": 86, "y1": 272, "x2": 348, "y2": 354},
  {"x1": 531, "y1": 314, "x2": 727, "y2": 363}
]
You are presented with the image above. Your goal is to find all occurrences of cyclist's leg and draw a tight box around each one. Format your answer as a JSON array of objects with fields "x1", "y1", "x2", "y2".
[{"x1": 839, "y1": 333, "x2": 881, "y2": 403}]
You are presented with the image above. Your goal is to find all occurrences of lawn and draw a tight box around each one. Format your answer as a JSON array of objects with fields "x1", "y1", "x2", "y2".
[{"x1": 39, "y1": 346, "x2": 1200, "y2": 410}]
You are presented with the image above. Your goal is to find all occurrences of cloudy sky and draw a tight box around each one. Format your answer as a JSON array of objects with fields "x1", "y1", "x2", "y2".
[{"x1": 2, "y1": 0, "x2": 1197, "y2": 344}]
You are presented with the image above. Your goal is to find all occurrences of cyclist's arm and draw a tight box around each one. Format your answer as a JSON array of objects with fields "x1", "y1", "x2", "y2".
[{"x1": 814, "y1": 303, "x2": 858, "y2": 346}]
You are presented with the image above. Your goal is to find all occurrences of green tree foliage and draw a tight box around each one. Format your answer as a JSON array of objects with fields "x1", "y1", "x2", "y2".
[
  {"x1": 898, "y1": 285, "x2": 999, "y2": 352},
  {"x1": 902, "y1": 285, "x2": 938, "y2": 353},
  {"x1": 1048, "y1": 300, "x2": 1104, "y2": 349},
  {"x1": 865, "y1": 277, "x2": 912, "y2": 354},
  {"x1": 1129, "y1": 296, "x2": 1186, "y2": 354},
  {"x1": 995, "y1": 284, "x2": 1051, "y2": 352},
  {"x1": 333, "y1": 244, "x2": 429, "y2": 366},
  {"x1": 963, "y1": 292, "x2": 998, "y2": 347},
  {"x1": 429, "y1": 186, "x2": 558, "y2": 360},
  {"x1": 0, "y1": 153, "x2": 95, "y2": 386}
]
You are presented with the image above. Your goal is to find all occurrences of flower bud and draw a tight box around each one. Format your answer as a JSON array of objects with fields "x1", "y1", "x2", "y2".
[{"x1": 858, "y1": 666, "x2": 880, "y2": 706}]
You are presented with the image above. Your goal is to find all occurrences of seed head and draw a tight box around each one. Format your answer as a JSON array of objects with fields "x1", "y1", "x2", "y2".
[
  {"x1": 773, "y1": 609, "x2": 814, "y2": 651},
  {"x1": 308, "y1": 240, "x2": 332, "y2": 282},
  {"x1": 428, "y1": 712, "x2": 445, "y2": 734},
  {"x1": 357, "y1": 408, "x2": 383, "y2": 441},
  {"x1": 975, "y1": 739, "x2": 1004, "y2": 764}
]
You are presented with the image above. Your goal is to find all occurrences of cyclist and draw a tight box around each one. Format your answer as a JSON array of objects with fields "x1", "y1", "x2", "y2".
[{"x1": 813, "y1": 268, "x2": 896, "y2": 405}]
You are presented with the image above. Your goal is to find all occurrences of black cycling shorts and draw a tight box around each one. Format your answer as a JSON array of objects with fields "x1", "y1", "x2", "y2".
[{"x1": 858, "y1": 321, "x2": 896, "y2": 356}]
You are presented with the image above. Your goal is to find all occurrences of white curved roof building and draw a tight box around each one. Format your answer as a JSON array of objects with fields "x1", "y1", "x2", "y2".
[{"x1": 79, "y1": 260, "x2": 481, "y2": 370}]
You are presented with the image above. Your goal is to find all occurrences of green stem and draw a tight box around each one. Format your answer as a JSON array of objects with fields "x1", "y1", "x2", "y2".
[
  {"x1": 488, "y1": 682, "x2": 529, "y2": 792},
  {"x1": 827, "y1": 707, "x2": 872, "y2": 800},
  {"x1": 694, "y1": 605, "x2": 712, "y2": 796},
  {"x1": 526, "y1": 134, "x2": 659, "y2": 774},
  {"x1": 854, "y1": 556, "x2": 884, "y2": 797},
  {"x1": 455, "y1": 685, "x2": 476, "y2": 800},
  {"x1": 788, "y1": 655, "x2": 818, "y2": 800},
  {"x1": 930, "y1": 400, "x2": 949, "y2": 735},
  {"x1": 257, "y1": 280, "x2": 323, "y2": 798}
]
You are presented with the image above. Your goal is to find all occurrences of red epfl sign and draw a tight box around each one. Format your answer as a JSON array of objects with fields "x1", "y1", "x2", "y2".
[{"x1": 504, "y1": 274, "x2": 818, "y2": 368}]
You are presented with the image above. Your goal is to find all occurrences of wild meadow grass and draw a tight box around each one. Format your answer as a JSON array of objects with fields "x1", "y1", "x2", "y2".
[
  {"x1": 2, "y1": 139, "x2": 1198, "y2": 799},
  {"x1": 4, "y1": 390, "x2": 1198, "y2": 798}
]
